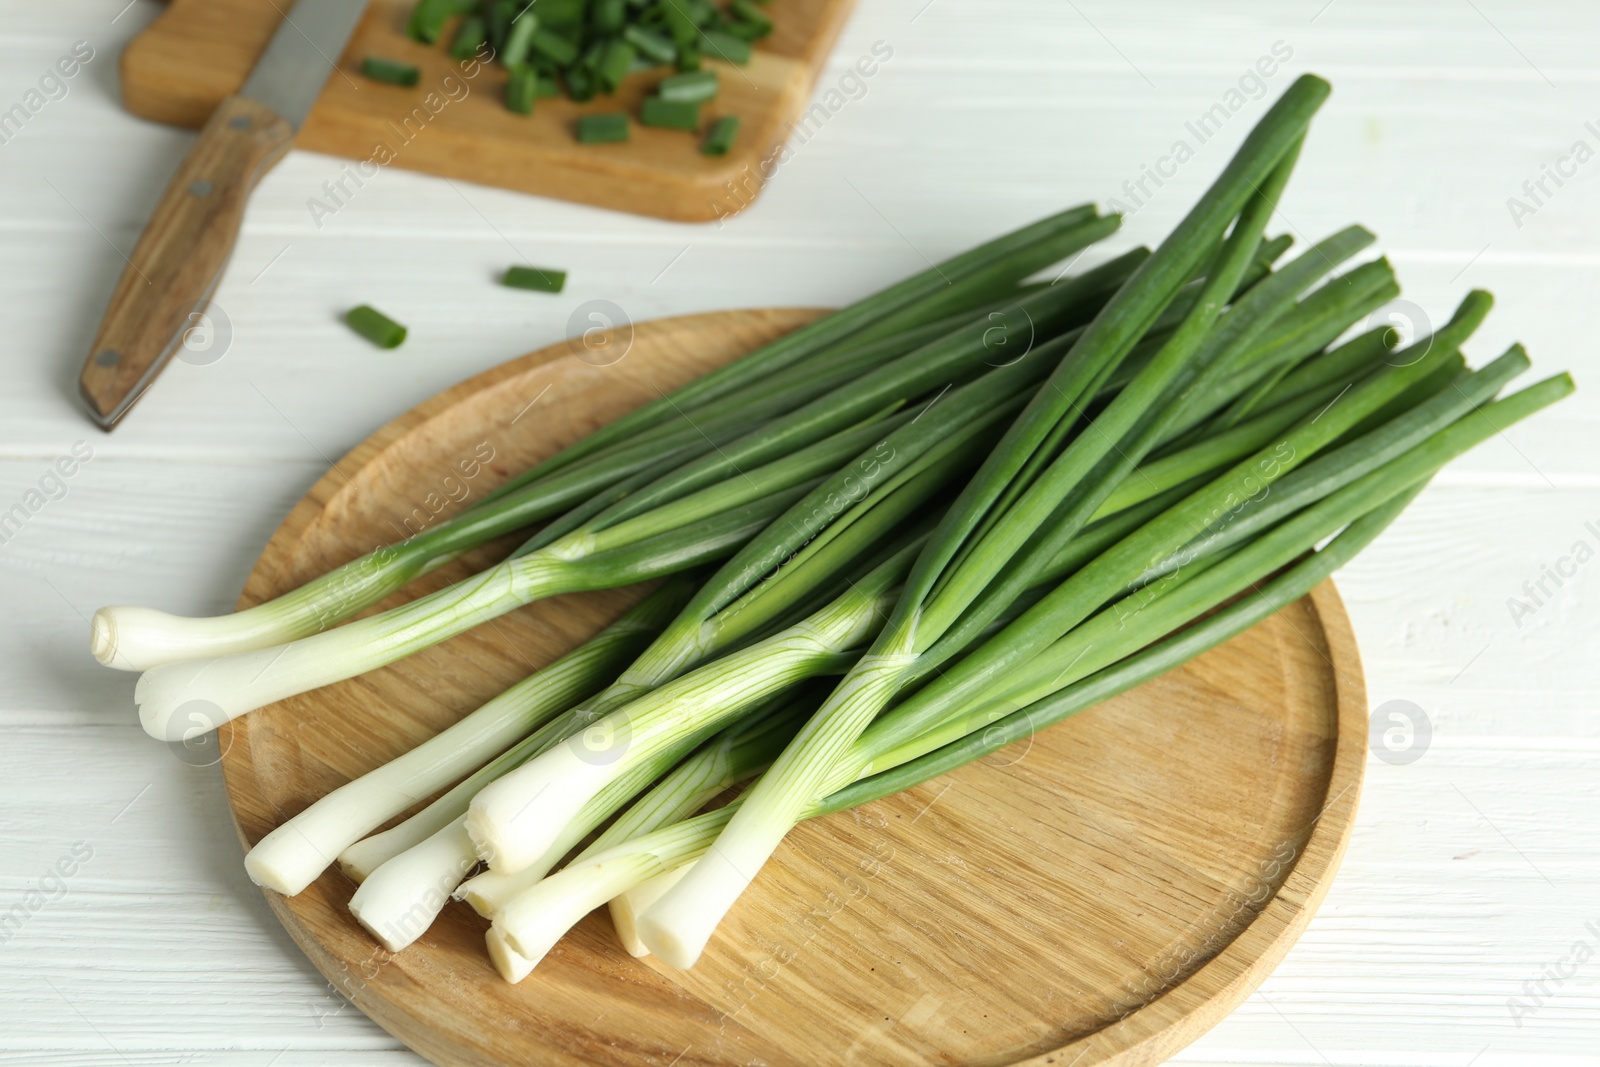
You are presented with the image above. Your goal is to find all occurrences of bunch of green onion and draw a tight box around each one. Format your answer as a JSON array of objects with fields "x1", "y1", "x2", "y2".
[{"x1": 91, "y1": 74, "x2": 1572, "y2": 984}]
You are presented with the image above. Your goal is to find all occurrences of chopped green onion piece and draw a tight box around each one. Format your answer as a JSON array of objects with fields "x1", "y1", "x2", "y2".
[
  {"x1": 640, "y1": 96, "x2": 701, "y2": 131},
  {"x1": 729, "y1": 1, "x2": 773, "y2": 37},
  {"x1": 359, "y1": 57, "x2": 421, "y2": 87},
  {"x1": 501, "y1": 11, "x2": 540, "y2": 67},
  {"x1": 486, "y1": 0, "x2": 514, "y2": 52},
  {"x1": 503, "y1": 265, "x2": 568, "y2": 293},
  {"x1": 565, "y1": 65, "x2": 596, "y2": 101},
  {"x1": 720, "y1": 20, "x2": 766, "y2": 42},
  {"x1": 506, "y1": 66, "x2": 538, "y2": 114},
  {"x1": 534, "y1": 0, "x2": 586, "y2": 28},
  {"x1": 661, "y1": 2, "x2": 699, "y2": 46},
  {"x1": 658, "y1": 69, "x2": 718, "y2": 102},
  {"x1": 576, "y1": 113, "x2": 630, "y2": 143},
  {"x1": 530, "y1": 28, "x2": 580, "y2": 66},
  {"x1": 676, "y1": 47, "x2": 702, "y2": 72},
  {"x1": 701, "y1": 115, "x2": 740, "y2": 156},
  {"x1": 699, "y1": 29, "x2": 752, "y2": 64},
  {"x1": 534, "y1": 72, "x2": 560, "y2": 98},
  {"x1": 406, "y1": 0, "x2": 453, "y2": 44},
  {"x1": 624, "y1": 24, "x2": 677, "y2": 63},
  {"x1": 449, "y1": 16, "x2": 488, "y2": 59},
  {"x1": 595, "y1": 39, "x2": 637, "y2": 92},
  {"x1": 594, "y1": 0, "x2": 627, "y2": 33},
  {"x1": 345, "y1": 306, "x2": 407, "y2": 349}
]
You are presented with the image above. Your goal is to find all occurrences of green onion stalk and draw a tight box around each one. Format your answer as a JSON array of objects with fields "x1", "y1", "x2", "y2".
[
  {"x1": 348, "y1": 541, "x2": 912, "y2": 951},
  {"x1": 131, "y1": 246, "x2": 1157, "y2": 746},
  {"x1": 247, "y1": 399, "x2": 964, "y2": 899},
  {"x1": 240, "y1": 578, "x2": 696, "y2": 896},
  {"x1": 632, "y1": 73, "x2": 1357, "y2": 967},
  {"x1": 91, "y1": 208, "x2": 1126, "y2": 673},
  {"x1": 634, "y1": 277, "x2": 1493, "y2": 967},
  {"x1": 457, "y1": 232, "x2": 1396, "y2": 892},
  {"x1": 490, "y1": 482, "x2": 1424, "y2": 971},
  {"x1": 458, "y1": 376, "x2": 1044, "y2": 873},
  {"x1": 489, "y1": 366, "x2": 1571, "y2": 974},
  {"x1": 346, "y1": 483, "x2": 1186, "y2": 955},
  {"x1": 470, "y1": 691, "x2": 814, "y2": 980},
  {"x1": 249, "y1": 337, "x2": 1084, "y2": 913},
  {"x1": 337, "y1": 471, "x2": 959, "y2": 947},
  {"x1": 332, "y1": 412, "x2": 1003, "y2": 944},
  {"x1": 348, "y1": 690, "x2": 815, "y2": 954},
  {"x1": 340, "y1": 441, "x2": 1189, "y2": 952},
  {"x1": 452, "y1": 209, "x2": 1393, "y2": 886}
]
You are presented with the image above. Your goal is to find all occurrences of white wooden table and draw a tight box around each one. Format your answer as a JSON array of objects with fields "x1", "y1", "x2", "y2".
[{"x1": 2, "y1": 1, "x2": 1597, "y2": 1064}]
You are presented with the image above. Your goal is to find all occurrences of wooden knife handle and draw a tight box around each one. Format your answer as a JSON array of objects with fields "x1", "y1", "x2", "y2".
[{"x1": 78, "y1": 95, "x2": 294, "y2": 429}]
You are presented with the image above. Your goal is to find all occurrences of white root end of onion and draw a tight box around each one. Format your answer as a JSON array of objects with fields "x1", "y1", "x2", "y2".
[
  {"x1": 455, "y1": 860, "x2": 555, "y2": 920},
  {"x1": 609, "y1": 864, "x2": 691, "y2": 958},
  {"x1": 245, "y1": 822, "x2": 340, "y2": 897},
  {"x1": 465, "y1": 744, "x2": 615, "y2": 873},
  {"x1": 486, "y1": 926, "x2": 536, "y2": 984},
  {"x1": 348, "y1": 823, "x2": 479, "y2": 953},
  {"x1": 338, "y1": 836, "x2": 394, "y2": 884},
  {"x1": 92, "y1": 604, "x2": 284, "y2": 672},
  {"x1": 496, "y1": 857, "x2": 641, "y2": 964},
  {"x1": 637, "y1": 843, "x2": 761, "y2": 969},
  {"x1": 134, "y1": 648, "x2": 292, "y2": 742}
]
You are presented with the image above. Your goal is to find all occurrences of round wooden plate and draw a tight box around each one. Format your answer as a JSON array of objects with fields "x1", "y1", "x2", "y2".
[{"x1": 221, "y1": 309, "x2": 1368, "y2": 1067}]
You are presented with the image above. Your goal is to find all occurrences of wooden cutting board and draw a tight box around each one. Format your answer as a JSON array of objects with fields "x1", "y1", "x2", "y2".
[
  {"x1": 221, "y1": 308, "x2": 1368, "y2": 1067},
  {"x1": 121, "y1": 0, "x2": 858, "y2": 221}
]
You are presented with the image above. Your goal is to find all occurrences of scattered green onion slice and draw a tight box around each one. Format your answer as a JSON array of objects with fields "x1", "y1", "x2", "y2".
[
  {"x1": 359, "y1": 57, "x2": 421, "y2": 87},
  {"x1": 530, "y1": 28, "x2": 579, "y2": 66},
  {"x1": 501, "y1": 12, "x2": 539, "y2": 68},
  {"x1": 502, "y1": 265, "x2": 567, "y2": 293},
  {"x1": 702, "y1": 115, "x2": 740, "y2": 156},
  {"x1": 658, "y1": 69, "x2": 719, "y2": 103},
  {"x1": 345, "y1": 305, "x2": 407, "y2": 349},
  {"x1": 640, "y1": 97, "x2": 701, "y2": 132},
  {"x1": 449, "y1": 16, "x2": 488, "y2": 60},
  {"x1": 405, "y1": 0, "x2": 453, "y2": 44},
  {"x1": 729, "y1": 0, "x2": 773, "y2": 36},
  {"x1": 624, "y1": 25, "x2": 678, "y2": 64},
  {"x1": 594, "y1": 39, "x2": 637, "y2": 93},
  {"x1": 576, "y1": 113, "x2": 630, "y2": 143},
  {"x1": 699, "y1": 29, "x2": 752, "y2": 64},
  {"x1": 505, "y1": 66, "x2": 537, "y2": 114}
]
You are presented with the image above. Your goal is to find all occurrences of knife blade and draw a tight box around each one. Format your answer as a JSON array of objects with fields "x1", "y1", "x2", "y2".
[{"x1": 77, "y1": 0, "x2": 369, "y2": 430}]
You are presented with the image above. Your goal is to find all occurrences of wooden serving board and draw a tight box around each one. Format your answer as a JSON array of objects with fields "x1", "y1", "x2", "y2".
[
  {"x1": 221, "y1": 308, "x2": 1368, "y2": 1067},
  {"x1": 121, "y1": 0, "x2": 858, "y2": 221}
]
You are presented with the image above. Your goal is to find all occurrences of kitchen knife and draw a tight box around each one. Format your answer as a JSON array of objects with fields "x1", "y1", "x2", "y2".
[{"x1": 77, "y1": 0, "x2": 369, "y2": 430}]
